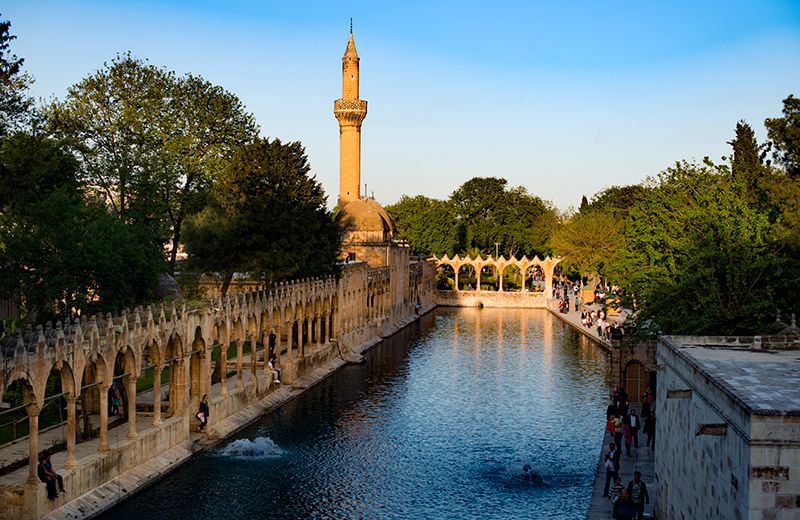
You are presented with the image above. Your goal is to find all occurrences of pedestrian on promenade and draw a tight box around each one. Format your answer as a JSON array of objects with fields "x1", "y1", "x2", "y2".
[
  {"x1": 602, "y1": 442, "x2": 621, "y2": 496},
  {"x1": 617, "y1": 388, "x2": 629, "y2": 416},
  {"x1": 613, "y1": 413, "x2": 623, "y2": 449},
  {"x1": 623, "y1": 421, "x2": 633, "y2": 457},
  {"x1": 606, "y1": 398, "x2": 618, "y2": 420},
  {"x1": 641, "y1": 388, "x2": 653, "y2": 417},
  {"x1": 644, "y1": 411, "x2": 655, "y2": 450},
  {"x1": 626, "y1": 471, "x2": 650, "y2": 520},
  {"x1": 609, "y1": 476, "x2": 624, "y2": 502},
  {"x1": 624, "y1": 409, "x2": 641, "y2": 448},
  {"x1": 612, "y1": 489, "x2": 637, "y2": 520},
  {"x1": 197, "y1": 394, "x2": 209, "y2": 434}
]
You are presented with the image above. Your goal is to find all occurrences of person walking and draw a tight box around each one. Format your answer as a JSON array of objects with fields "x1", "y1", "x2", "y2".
[
  {"x1": 626, "y1": 471, "x2": 650, "y2": 520},
  {"x1": 198, "y1": 394, "x2": 209, "y2": 434},
  {"x1": 602, "y1": 442, "x2": 621, "y2": 496},
  {"x1": 625, "y1": 409, "x2": 641, "y2": 448},
  {"x1": 612, "y1": 489, "x2": 637, "y2": 520},
  {"x1": 644, "y1": 411, "x2": 656, "y2": 450}
]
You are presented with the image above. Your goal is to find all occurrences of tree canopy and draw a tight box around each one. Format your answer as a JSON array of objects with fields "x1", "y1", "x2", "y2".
[
  {"x1": 765, "y1": 95, "x2": 800, "y2": 178},
  {"x1": 0, "y1": 133, "x2": 163, "y2": 320},
  {"x1": 47, "y1": 53, "x2": 259, "y2": 273},
  {"x1": 182, "y1": 137, "x2": 341, "y2": 296}
]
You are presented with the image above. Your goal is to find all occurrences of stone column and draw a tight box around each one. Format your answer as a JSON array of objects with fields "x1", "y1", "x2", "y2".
[
  {"x1": 64, "y1": 396, "x2": 78, "y2": 469},
  {"x1": 498, "y1": 263, "x2": 504, "y2": 292},
  {"x1": 316, "y1": 314, "x2": 322, "y2": 350},
  {"x1": 152, "y1": 367, "x2": 163, "y2": 427},
  {"x1": 454, "y1": 265, "x2": 459, "y2": 291},
  {"x1": 25, "y1": 404, "x2": 40, "y2": 485},
  {"x1": 250, "y1": 336, "x2": 258, "y2": 382},
  {"x1": 219, "y1": 343, "x2": 228, "y2": 396},
  {"x1": 97, "y1": 385, "x2": 110, "y2": 452},
  {"x1": 126, "y1": 375, "x2": 137, "y2": 439},
  {"x1": 235, "y1": 339, "x2": 243, "y2": 388}
]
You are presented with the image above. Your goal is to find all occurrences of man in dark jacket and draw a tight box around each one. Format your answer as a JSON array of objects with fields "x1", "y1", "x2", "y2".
[
  {"x1": 626, "y1": 471, "x2": 650, "y2": 520},
  {"x1": 612, "y1": 489, "x2": 637, "y2": 520},
  {"x1": 623, "y1": 409, "x2": 641, "y2": 448}
]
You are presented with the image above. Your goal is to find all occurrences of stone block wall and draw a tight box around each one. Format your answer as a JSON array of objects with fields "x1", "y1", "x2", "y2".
[{"x1": 655, "y1": 337, "x2": 751, "y2": 519}]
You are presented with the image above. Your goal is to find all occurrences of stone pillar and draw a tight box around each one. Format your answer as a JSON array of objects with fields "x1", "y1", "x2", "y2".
[
  {"x1": 235, "y1": 339, "x2": 243, "y2": 388},
  {"x1": 97, "y1": 385, "x2": 110, "y2": 452},
  {"x1": 219, "y1": 343, "x2": 228, "y2": 396},
  {"x1": 454, "y1": 265, "x2": 459, "y2": 291},
  {"x1": 250, "y1": 335, "x2": 258, "y2": 382},
  {"x1": 126, "y1": 375, "x2": 137, "y2": 439},
  {"x1": 64, "y1": 396, "x2": 78, "y2": 469},
  {"x1": 25, "y1": 404, "x2": 40, "y2": 485},
  {"x1": 498, "y1": 263, "x2": 504, "y2": 292},
  {"x1": 316, "y1": 314, "x2": 322, "y2": 350},
  {"x1": 152, "y1": 367, "x2": 163, "y2": 427}
]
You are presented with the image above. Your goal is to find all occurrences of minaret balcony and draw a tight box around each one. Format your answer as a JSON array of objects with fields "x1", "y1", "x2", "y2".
[{"x1": 334, "y1": 99, "x2": 367, "y2": 125}]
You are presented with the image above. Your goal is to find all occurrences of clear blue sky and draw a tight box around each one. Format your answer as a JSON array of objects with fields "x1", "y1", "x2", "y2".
[{"x1": 5, "y1": 1, "x2": 800, "y2": 212}]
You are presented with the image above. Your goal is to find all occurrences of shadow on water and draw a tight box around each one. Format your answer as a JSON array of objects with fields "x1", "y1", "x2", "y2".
[{"x1": 96, "y1": 308, "x2": 610, "y2": 520}]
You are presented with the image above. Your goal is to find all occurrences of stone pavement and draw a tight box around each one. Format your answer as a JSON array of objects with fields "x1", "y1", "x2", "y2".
[{"x1": 547, "y1": 302, "x2": 654, "y2": 519}]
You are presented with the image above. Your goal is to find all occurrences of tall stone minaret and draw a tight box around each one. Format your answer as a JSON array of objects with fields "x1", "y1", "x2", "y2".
[{"x1": 334, "y1": 23, "x2": 367, "y2": 210}]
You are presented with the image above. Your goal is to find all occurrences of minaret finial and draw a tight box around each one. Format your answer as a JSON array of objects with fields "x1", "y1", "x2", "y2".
[{"x1": 350, "y1": 18, "x2": 353, "y2": 34}]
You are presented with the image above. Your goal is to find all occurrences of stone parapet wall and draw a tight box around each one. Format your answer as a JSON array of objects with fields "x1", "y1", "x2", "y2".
[
  {"x1": 434, "y1": 290, "x2": 549, "y2": 308},
  {"x1": 667, "y1": 335, "x2": 800, "y2": 350}
]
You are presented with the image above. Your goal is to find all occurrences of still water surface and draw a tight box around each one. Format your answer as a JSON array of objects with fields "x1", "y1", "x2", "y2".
[{"x1": 98, "y1": 308, "x2": 610, "y2": 519}]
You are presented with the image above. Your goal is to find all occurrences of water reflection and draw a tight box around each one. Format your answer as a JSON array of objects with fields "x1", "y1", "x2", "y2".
[{"x1": 98, "y1": 308, "x2": 610, "y2": 520}]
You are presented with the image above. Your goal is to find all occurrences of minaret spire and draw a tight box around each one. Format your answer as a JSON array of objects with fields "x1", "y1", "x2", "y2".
[{"x1": 334, "y1": 26, "x2": 367, "y2": 209}]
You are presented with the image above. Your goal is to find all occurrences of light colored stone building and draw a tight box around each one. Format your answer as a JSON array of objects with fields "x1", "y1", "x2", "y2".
[{"x1": 655, "y1": 334, "x2": 800, "y2": 520}]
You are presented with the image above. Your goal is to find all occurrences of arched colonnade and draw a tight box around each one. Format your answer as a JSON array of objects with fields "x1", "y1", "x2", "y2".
[{"x1": 434, "y1": 255, "x2": 563, "y2": 297}]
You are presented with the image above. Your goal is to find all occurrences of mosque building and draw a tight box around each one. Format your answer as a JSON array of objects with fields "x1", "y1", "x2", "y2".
[{"x1": 333, "y1": 26, "x2": 408, "y2": 269}]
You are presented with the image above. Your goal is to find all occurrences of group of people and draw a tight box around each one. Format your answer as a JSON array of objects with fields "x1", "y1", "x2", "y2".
[
  {"x1": 601, "y1": 386, "x2": 655, "y2": 520},
  {"x1": 37, "y1": 453, "x2": 65, "y2": 500}
]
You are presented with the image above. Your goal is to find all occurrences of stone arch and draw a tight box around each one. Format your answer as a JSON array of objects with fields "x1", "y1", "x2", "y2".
[
  {"x1": 112, "y1": 344, "x2": 138, "y2": 438},
  {"x1": 480, "y1": 264, "x2": 497, "y2": 291},
  {"x1": 164, "y1": 332, "x2": 185, "y2": 417},
  {"x1": 458, "y1": 262, "x2": 477, "y2": 291},
  {"x1": 188, "y1": 326, "x2": 206, "y2": 417},
  {"x1": 502, "y1": 264, "x2": 522, "y2": 292},
  {"x1": 525, "y1": 265, "x2": 544, "y2": 292}
]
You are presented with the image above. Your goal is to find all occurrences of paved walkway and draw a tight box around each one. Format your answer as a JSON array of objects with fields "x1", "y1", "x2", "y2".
[{"x1": 547, "y1": 302, "x2": 654, "y2": 519}]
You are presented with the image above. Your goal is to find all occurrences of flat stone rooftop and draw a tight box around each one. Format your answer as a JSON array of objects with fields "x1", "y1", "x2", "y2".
[{"x1": 664, "y1": 338, "x2": 800, "y2": 415}]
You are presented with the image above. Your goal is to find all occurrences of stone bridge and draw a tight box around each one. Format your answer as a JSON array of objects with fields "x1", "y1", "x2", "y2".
[{"x1": 0, "y1": 258, "x2": 436, "y2": 519}]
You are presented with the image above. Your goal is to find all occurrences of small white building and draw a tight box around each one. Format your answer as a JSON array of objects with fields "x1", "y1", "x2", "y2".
[{"x1": 655, "y1": 334, "x2": 800, "y2": 520}]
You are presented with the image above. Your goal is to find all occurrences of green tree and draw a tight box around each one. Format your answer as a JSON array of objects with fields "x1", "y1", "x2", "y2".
[
  {"x1": 547, "y1": 209, "x2": 626, "y2": 284},
  {"x1": 765, "y1": 95, "x2": 800, "y2": 178},
  {"x1": 0, "y1": 14, "x2": 35, "y2": 136},
  {"x1": 449, "y1": 177, "x2": 555, "y2": 258},
  {"x1": 182, "y1": 137, "x2": 341, "y2": 296},
  {"x1": 622, "y1": 159, "x2": 785, "y2": 335},
  {"x1": 47, "y1": 53, "x2": 259, "y2": 272},
  {"x1": 0, "y1": 133, "x2": 163, "y2": 319},
  {"x1": 384, "y1": 195, "x2": 458, "y2": 256}
]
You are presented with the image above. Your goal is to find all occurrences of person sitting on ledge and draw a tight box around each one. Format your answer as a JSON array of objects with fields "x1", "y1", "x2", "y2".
[
  {"x1": 38, "y1": 455, "x2": 59, "y2": 500},
  {"x1": 269, "y1": 355, "x2": 282, "y2": 384}
]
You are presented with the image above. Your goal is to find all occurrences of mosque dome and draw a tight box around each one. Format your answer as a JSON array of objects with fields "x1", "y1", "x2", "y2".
[{"x1": 335, "y1": 198, "x2": 398, "y2": 242}]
